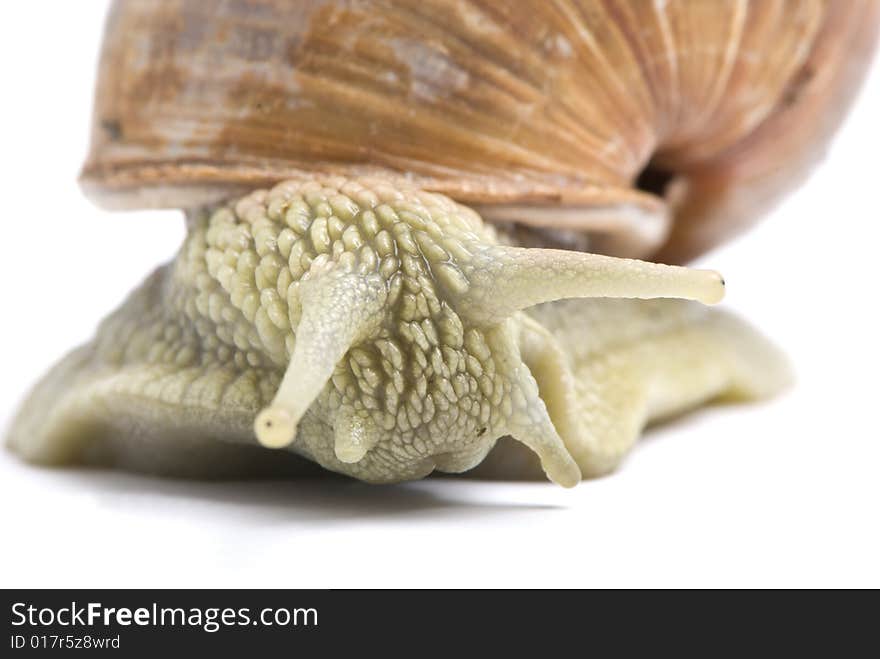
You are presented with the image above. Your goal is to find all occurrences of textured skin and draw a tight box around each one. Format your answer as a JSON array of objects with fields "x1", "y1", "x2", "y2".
[{"x1": 6, "y1": 177, "x2": 789, "y2": 486}]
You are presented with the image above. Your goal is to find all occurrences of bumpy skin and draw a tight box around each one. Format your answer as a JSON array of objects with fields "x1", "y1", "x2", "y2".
[{"x1": 6, "y1": 177, "x2": 789, "y2": 486}]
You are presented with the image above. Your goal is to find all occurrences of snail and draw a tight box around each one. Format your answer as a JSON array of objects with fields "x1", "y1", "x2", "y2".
[{"x1": 6, "y1": 0, "x2": 877, "y2": 487}]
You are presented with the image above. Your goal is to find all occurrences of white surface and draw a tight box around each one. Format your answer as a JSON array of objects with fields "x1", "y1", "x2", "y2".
[{"x1": 0, "y1": 2, "x2": 877, "y2": 589}]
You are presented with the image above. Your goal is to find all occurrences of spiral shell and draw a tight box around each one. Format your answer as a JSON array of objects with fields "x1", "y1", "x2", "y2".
[{"x1": 82, "y1": 0, "x2": 879, "y2": 261}]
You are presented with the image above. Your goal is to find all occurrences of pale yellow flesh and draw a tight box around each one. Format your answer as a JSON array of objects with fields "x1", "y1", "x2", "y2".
[{"x1": 5, "y1": 177, "x2": 788, "y2": 486}]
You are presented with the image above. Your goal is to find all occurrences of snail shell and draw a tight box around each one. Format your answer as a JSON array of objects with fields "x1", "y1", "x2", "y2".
[{"x1": 82, "y1": 0, "x2": 879, "y2": 261}]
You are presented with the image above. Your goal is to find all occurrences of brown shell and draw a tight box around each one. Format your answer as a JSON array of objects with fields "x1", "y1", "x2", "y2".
[{"x1": 81, "y1": 0, "x2": 879, "y2": 262}]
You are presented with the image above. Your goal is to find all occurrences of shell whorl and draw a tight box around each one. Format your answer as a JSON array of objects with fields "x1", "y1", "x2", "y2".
[{"x1": 81, "y1": 0, "x2": 879, "y2": 261}]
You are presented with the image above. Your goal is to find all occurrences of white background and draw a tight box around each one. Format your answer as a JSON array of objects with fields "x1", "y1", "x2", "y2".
[{"x1": 1, "y1": 2, "x2": 877, "y2": 588}]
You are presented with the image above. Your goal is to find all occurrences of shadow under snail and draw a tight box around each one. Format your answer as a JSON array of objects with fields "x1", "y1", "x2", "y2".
[{"x1": 7, "y1": 0, "x2": 878, "y2": 486}]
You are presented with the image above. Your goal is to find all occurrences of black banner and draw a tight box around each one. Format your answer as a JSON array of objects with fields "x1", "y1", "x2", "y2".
[{"x1": 2, "y1": 589, "x2": 872, "y2": 654}]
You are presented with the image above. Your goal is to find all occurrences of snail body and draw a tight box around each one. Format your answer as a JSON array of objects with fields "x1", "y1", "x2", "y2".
[
  {"x1": 8, "y1": 177, "x2": 785, "y2": 486},
  {"x1": 6, "y1": 1, "x2": 877, "y2": 486}
]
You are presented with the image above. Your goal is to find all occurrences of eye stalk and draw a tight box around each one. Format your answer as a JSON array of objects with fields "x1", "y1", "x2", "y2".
[
  {"x1": 459, "y1": 246, "x2": 724, "y2": 325},
  {"x1": 253, "y1": 262, "x2": 388, "y2": 451}
]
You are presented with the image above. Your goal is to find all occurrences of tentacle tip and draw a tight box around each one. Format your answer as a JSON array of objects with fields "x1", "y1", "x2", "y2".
[
  {"x1": 335, "y1": 444, "x2": 369, "y2": 464},
  {"x1": 700, "y1": 270, "x2": 726, "y2": 305},
  {"x1": 254, "y1": 407, "x2": 298, "y2": 449},
  {"x1": 543, "y1": 456, "x2": 582, "y2": 488}
]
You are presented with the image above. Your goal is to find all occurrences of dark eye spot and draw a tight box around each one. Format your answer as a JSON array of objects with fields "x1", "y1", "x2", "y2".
[{"x1": 477, "y1": 427, "x2": 487, "y2": 437}]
